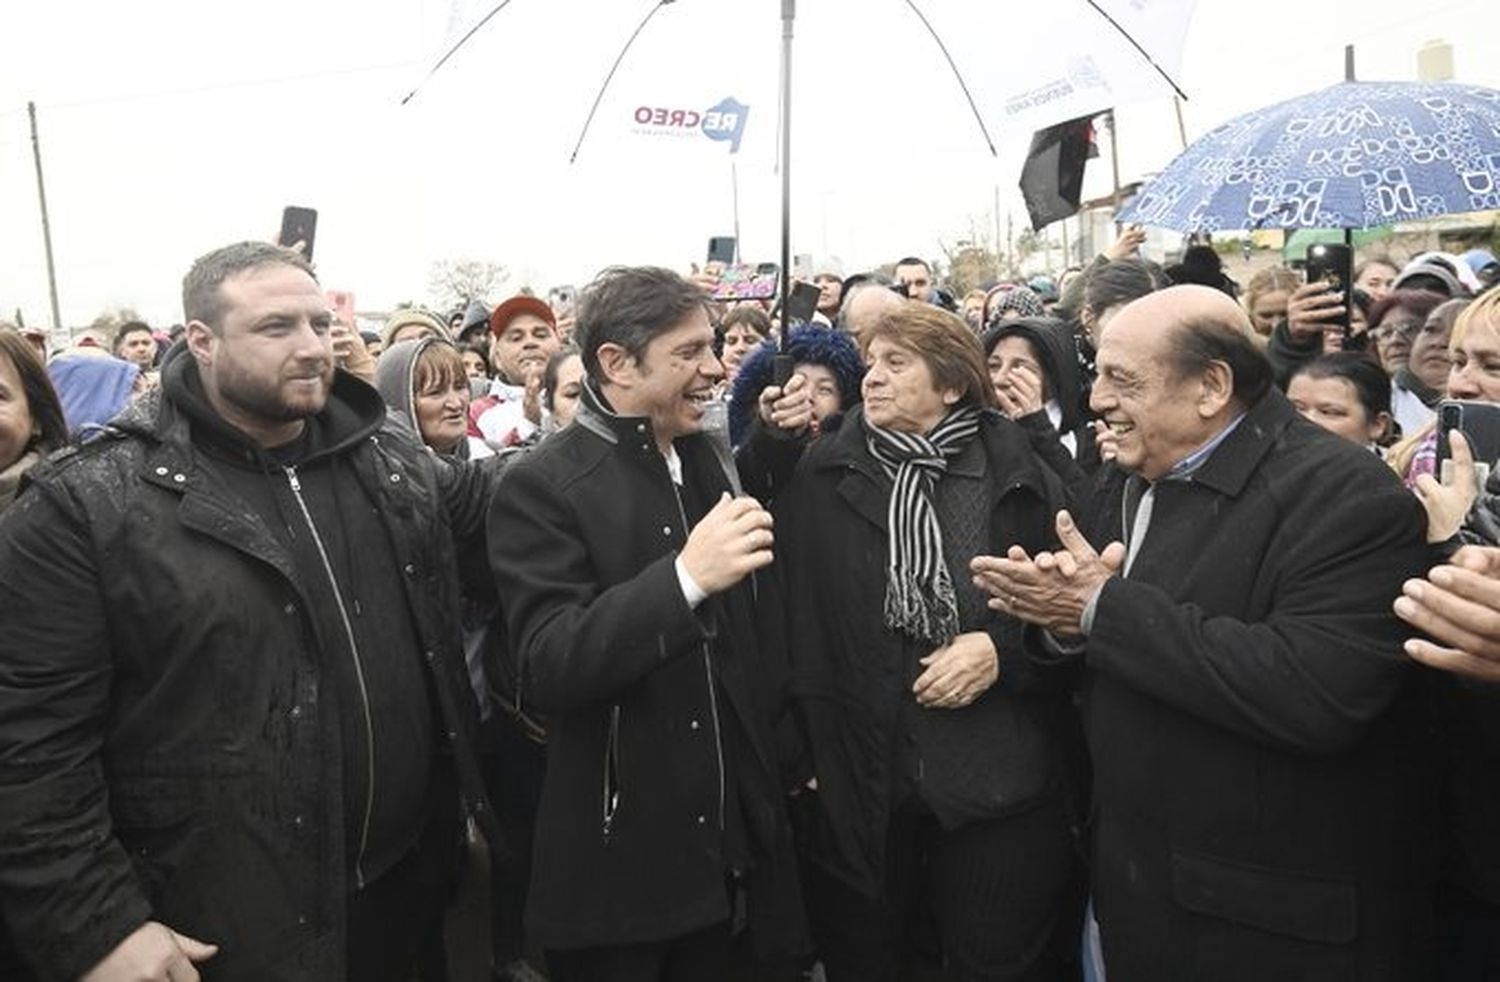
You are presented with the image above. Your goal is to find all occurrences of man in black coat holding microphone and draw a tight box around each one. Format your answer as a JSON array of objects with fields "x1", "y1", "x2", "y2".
[{"x1": 488, "y1": 266, "x2": 811, "y2": 980}]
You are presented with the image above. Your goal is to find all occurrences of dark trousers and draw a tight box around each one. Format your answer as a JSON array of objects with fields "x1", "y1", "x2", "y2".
[
  {"x1": 546, "y1": 920, "x2": 733, "y2": 982},
  {"x1": 1438, "y1": 881, "x2": 1500, "y2": 982},
  {"x1": 800, "y1": 794, "x2": 1083, "y2": 982},
  {"x1": 347, "y1": 791, "x2": 462, "y2": 982},
  {"x1": 484, "y1": 714, "x2": 548, "y2": 966}
]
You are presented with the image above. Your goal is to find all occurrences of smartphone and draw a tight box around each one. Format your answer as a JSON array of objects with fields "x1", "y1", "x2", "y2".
[
  {"x1": 707, "y1": 236, "x2": 737, "y2": 265},
  {"x1": 278, "y1": 206, "x2": 318, "y2": 260},
  {"x1": 784, "y1": 280, "x2": 822, "y2": 326},
  {"x1": 1305, "y1": 243, "x2": 1353, "y2": 342},
  {"x1": 1436, "y1": 399, "x2": 1500, "y2": 482}
]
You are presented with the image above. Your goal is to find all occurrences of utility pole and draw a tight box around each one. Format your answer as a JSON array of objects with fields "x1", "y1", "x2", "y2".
[
  {"x1": 1006, "y1": 212, "x2": 1015, "y2": 278},
  {"x1": 28, "y1": 101, "x2": 63, "y2": 332},
  {"x1": 993, "y1": 183, "x2": 1002, "y2": 274}
]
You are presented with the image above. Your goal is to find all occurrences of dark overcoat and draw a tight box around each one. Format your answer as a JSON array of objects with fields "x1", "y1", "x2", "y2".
[
  {"x1": 487, "y1": 392, "x2": 806, "y2": 957},
  {"x1": 1074, "y1": 389, "x2": 1440, "y2": 981},
  {"x1": 772, "y1": 407, "x2": 1082, "y2": 897}
]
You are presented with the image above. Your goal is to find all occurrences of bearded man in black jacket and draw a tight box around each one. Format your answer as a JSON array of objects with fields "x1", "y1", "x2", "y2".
[{"x1": 0, "y1": 242, "x2": 496, "y2": 982}]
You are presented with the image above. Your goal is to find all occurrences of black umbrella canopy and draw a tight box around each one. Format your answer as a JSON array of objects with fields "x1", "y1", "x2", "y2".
[{"x1": 1020, "y1": 113, "x2": 1100, "y2": 231}]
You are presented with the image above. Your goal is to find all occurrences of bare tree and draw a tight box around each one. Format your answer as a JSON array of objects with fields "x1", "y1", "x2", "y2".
[
  {"x1": 1012, "y1": 228, "x2": 1042, "y2": 273},
  {"x1": 938, "y1": 218, "x2": 1006, "y2": 297},
  {"x1": 428, "y1": 259, "x2": 509, "y2": 313}
]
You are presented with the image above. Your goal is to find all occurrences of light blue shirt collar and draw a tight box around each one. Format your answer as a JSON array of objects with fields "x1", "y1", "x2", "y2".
[{"x1": 1163, "y1": 412, "x2": 1246, "y2": 482}]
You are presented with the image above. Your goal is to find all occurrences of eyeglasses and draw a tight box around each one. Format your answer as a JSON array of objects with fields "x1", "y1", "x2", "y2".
[{"x1": 1372, "y1": 319, "x2": 1423, "y2": 341}]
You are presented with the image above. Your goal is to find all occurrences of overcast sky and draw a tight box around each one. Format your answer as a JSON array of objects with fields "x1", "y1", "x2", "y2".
[{"x1": 2, "y1": 0, "x2": 1497, "y2": 328}]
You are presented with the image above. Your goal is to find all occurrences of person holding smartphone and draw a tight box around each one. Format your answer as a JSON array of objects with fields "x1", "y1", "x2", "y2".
[{"x1": 1391, "y1": 290, "x2": 1500, "y2": 981}]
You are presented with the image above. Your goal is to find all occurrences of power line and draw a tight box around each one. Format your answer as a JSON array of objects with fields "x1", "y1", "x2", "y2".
[{"x1": 0, "y1": 58, "x2": 419, "y2": 118}]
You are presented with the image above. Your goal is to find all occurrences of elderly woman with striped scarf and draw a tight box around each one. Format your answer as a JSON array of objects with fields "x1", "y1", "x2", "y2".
[{"x1": 772, "y1": 301, "x2": 1086, "y2": 981}]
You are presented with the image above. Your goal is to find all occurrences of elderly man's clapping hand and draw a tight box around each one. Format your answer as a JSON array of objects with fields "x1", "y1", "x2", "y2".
[{"x1": 971, "y1": 510, "x2": 1125, "y2": 636}]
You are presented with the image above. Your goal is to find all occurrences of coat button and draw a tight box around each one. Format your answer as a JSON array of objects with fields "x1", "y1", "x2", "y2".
[
  {"x1": 172, "y1": 473, "x2": 186, "y2": 483},
  {"x1": 636, "y1": 423, "x2": 647, "y2": 433},
  {"x1": 404, "y1": 563, "x2": 416, "y2": 575},
  {"x1": 292, "y1": 815, "x2": 304, "y2": 829},
  {"x1": 689, "y1": 719, "x2": 700, "y2": 731},
  {"x1": 424, "y1": 650, "x2": 436, "y2": 663},
  {"x1": 390, "y1": 473, "x2": 402, "y2": 483},
  {"x1": 154, "y1": 466, "x2": 169, "y2": 476},
  {"x1": 662, "y1": 525, "x2": 672, "y2": 536},
  {"x1": 289, "y1": 705, "x2": 302, "y2": 719},
  {"x1": 696, "y1": 815, "x2": 706, "y2": 826},
  {"x1": 284, "y1": 602, "x2": 296, "y2": 615},
  {"x1": 297, "y1": 914, "x2": 308, "y2": 926}
]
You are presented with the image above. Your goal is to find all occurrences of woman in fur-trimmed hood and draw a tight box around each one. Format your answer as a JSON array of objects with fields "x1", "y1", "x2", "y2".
[{"x1": 727, "y1": 325, "x2": 864, "y2": 448}]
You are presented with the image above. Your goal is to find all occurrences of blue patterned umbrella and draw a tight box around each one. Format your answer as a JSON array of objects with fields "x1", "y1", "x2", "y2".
[{"x1": 1118, "y1": 80, "x2": 1500, "y2": 232}]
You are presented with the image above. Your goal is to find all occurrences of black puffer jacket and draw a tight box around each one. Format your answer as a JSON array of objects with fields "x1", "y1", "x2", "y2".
[{"x1": 0, "y1": 362, "x2": 496, "y2": 981}]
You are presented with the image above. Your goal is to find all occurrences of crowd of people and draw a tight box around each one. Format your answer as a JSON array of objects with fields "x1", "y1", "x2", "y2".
[{"x1": 0, "y1": 233, "x2": 1499, "y2": 982}]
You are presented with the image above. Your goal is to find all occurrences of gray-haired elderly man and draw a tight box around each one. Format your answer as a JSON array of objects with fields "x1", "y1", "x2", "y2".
[
  {"x1": 973, "y1": 286, "x2": 1441, "y2": 981},
  {"x1": 0, "y1": 241, "x2": 497, "y2": 981}
]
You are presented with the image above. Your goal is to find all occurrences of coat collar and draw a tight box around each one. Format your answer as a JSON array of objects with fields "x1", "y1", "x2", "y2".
[
  {"x1": 1185, "y1": 387, "x2": 1298, "y2": 497},
  {"x1": 575, "y1": 378, "x2": 743, "y2": 495}
]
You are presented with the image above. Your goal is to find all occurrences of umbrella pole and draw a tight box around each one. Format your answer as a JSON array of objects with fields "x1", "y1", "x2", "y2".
[
  {"x1": 731, "y1": 160, "x2": 742, "y2": 263},
  {"x1": 779, "y1": 0, "x2": 795, "y2": 319},
  {"x1": 1343, "y1": 46, "x2": 1356, "y2": 252}
]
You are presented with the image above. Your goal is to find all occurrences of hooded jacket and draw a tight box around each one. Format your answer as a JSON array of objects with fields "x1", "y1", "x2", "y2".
[
  {"x1": 374, "y1": 337, "x2": 492, "y2": 460},
  {"x1": 0, "y1": 348, "x2": 498, "y2": 981},
  {"x1": 982, "y1": 317, "x2": 1099, "y2": 491}
]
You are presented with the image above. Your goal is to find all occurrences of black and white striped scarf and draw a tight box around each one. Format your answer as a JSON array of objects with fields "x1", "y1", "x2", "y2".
[{"x1": 863, "y1": 406, "x2": 983, "y2": 646}]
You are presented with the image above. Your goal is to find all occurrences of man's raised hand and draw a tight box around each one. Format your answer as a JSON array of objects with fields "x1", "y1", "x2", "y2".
[
  {"x1": 680, "y1": 493, "x2": 775, "y2": 595},
  {"x1": 757, "y1": 372, "x2": 815, "y2": 435},
  {"x1": 971, "y1": 510, "x2": 1124, "y2": 635}
]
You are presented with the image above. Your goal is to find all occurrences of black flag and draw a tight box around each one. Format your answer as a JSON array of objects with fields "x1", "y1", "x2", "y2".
[{"x1": 1019, "y1": 113, "x2": 1100, "y2": 231}]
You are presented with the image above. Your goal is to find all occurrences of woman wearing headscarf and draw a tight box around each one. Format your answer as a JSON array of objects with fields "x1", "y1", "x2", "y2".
[
  {"x1": 774, "y1": 303, "x2": 1083, "y2": 981},
  {"x1": 981, "y1": 317, "x2": 1099, "y2": 498},
  {"x1": 983, "y1": 285, "x2": 1045, "y2": 327},
  {"x1": 374, "y1": 337, "x2": 541, "y2": 981},
  {"x1": 373, "y1": 337, "x2": 493, "y2": 459}
]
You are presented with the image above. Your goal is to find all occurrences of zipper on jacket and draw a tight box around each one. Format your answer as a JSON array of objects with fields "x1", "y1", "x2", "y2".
[
  {"x1": 284, "y1": 465, "x2": 378, "y2": 889},
  {"x1": 602, "y1": 704, "x2": 621, "y2": 841},
  {"x1": 669, "y1": 482, "x2": 726, "y2": 835}
]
